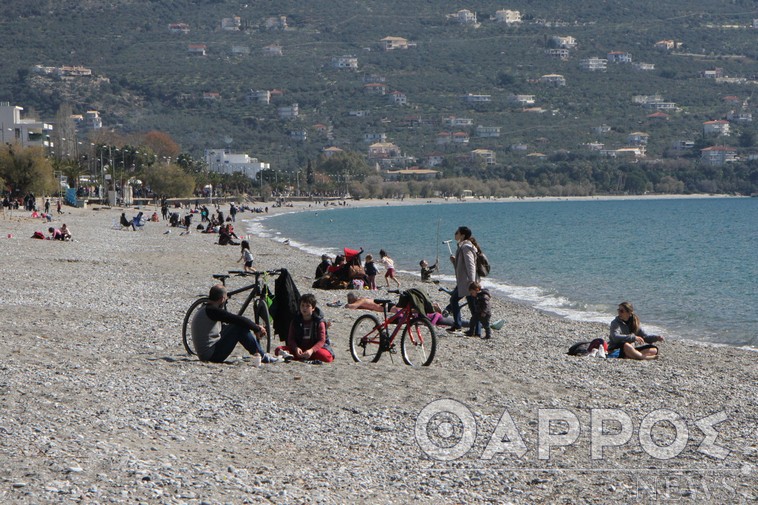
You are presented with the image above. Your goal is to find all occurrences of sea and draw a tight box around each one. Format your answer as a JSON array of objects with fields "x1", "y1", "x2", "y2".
[{"x1": 244, "y1": 197, "x2": 757, "y2": 350}]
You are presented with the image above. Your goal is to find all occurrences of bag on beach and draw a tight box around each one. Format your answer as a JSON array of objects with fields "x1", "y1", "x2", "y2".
[
  {"x1": 476, "y1": 251, "x2": 490, "y2": 277},
  {"x1": 567, "y1": 341, "x2": 591, "y2": 356},
  {"x1": 31, "y1": 231, "x2": 45, "y2": 239}
]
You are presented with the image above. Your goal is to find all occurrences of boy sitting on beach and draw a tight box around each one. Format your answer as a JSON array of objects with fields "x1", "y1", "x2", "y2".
[{"x1": 277, "y1": 293, "x2": 334, "y2": 363}]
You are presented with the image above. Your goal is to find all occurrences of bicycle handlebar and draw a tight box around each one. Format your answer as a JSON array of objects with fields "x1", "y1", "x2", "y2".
[{"x1": 227, "y1": 269, "x2": 283, "y2": 277}]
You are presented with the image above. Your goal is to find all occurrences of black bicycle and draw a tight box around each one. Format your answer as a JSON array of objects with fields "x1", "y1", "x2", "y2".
[{"x1": 182, "y1": 269, "x2": 280, "y2": 356}]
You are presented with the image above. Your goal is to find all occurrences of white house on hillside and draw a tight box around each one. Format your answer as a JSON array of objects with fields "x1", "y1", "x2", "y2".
[
  {"x1": 204, "y1": 149, "x2": 269, "y2": 179},
  {"x1": 495, "y1": 10, "x2": 521, "y2": 24}
]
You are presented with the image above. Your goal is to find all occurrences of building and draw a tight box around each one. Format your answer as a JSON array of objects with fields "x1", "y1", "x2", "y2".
[
  {"x1": 231, "y1": 45, "x2": 250, "y2": 55},
  {"x1": 701, "y1": 68, "x2": 723, "y2": 79},
  {"x1": 0, "y1": 102, "x2": 53, "y2": 148},
  {"x1": 363, "y1": 83, "x2": 388, "y2": 95},
  {"x1": 450, "y1": 9, "x2": 477, "y2": 24},
  {"x1": 495, "y1": 10, "x2": 521, "y2": 24},
  {"x1": 471, "y1": 149, "x2": 496, "y2": 165},
  {"x1": 265, "y1": 16, "x2": 287, "y2": 30},
  {"x1": 443, "y1": 116, "x2": 474, "y2": 127},
  {"x1": 364, "y1": 133, "x2": 387, "y2": 143},
  {"x1": 73, "y1": 110, "x2": 102, "y2": 131},
  {"x1": 263, "y1": 44, "x2": 283, "y2": 56},
  {"x1": 332, "y1": 55, "x2": 358, "y2": 70},
  {"x1": 700, "y1": 146, "x2": 737, "y2": 166},
  {"x1": 168, "y1": 23, "x2": 190, "y2": 34},
  {"x1": 627, "y1": 132, "x2": 650, "y2": 146},
  {"x1": 703, "y1": 120, "x2": 730, "y2": 136},
  {"x1": 380, "y1": 36, "x2": 408, "y2": 51},
  {"x1": 509, "y1": 94, "x2": 535, "y2": 106},
  {"x1": 539, "y1": 74, "x2": 566, "y2": 86},
  {"x1": 204, "y1": 149, "x2": 269, "y2": 178},
  {"x1": 633, "y1": 62, "x2": 655, "y2": 71},
  {"x1": 545, "y1": 48, "x2": 570, "y2": 60},
  {"x1": 188, "y1": 44, "x2": 207, "y2": 56},
  {"x1": 277, "y1": 104, "x2": 299, "y2": 120},
  {"x1": 550, "y1": 36, "x2": 577, "y2": 49},
  {"x1": 221, "y1": 16, "x2": 241, "y2": 31},
  {"x1": 476, "y1": 126, "x2": 501, "y2": 138},
  {"x1": 579, "y1": 57, "x2": 607, "y2": 71},
  {"x1": 384, "y1": 168, "x2": 439, "y2": 181},
  {"x1": 248, "y1": 89, "x2": 270, "y2": 104},
  {"x1": 389, "y1": 91, "x2": 407, "y2": 105},
  {"x1": 461, "y1": 93, "x2": 491, "y2": 103},
  {"x1": 607, "y1": 51, "x2": 632, "y2": 63}
]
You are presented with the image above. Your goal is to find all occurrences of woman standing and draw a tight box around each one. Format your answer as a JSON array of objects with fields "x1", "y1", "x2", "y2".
[
  {"x1": 449, "y1": 226, "x2": 479, "y2": 334},
  {"x1": 608, "y1": 301, "x2": 665, "y2": 360}
]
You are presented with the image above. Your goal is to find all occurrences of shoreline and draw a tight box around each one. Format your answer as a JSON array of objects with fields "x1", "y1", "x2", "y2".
[
  {"x1": 248, "y1": 196, "x2": 756, "y2": 353},
  {"x1": 1, "y1": 201, "x2": 755, "y2": 503}
]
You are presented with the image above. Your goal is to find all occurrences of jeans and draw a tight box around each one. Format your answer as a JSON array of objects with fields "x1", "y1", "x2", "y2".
[
  {"x1": 209, "y1": 324, "x2": 265, "y2": 362},
  {"x1": 450, "y1": 288, "x2": 479, "y2": 333}
]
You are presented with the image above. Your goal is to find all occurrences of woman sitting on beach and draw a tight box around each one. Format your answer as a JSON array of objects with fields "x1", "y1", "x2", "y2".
[{"x1": 608, "y1": 301, "x2": 665, "y2": 360}]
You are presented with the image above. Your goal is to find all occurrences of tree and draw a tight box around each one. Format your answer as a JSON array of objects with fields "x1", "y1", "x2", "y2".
[
  {"x1": 143, "y1": 163, "x2": 196, "y2": 197},
  {"x1": 0, "y1": 145, "x2": 54, "y2": 195},
  {"x1": 142, "y1": 131, "x2": 181, "y2": 159},
  {"x1": 316, "y1": 151, "x2": 373, "y2": 180}
]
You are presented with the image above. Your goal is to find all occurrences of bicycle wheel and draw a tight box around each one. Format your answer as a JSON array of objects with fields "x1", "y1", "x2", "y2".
[
  {"x1": 401, "y1": 317, "x2": 437, "y2": 367},
  {"x1": 349, "y1": 314, "x2": 384, "y2": 363},
  {"x1": 253, "y1": 299, "x2": 272, "y2": 354},
  {"x1": 182, "y1": 297, "x2": 209, "y2": 356}
]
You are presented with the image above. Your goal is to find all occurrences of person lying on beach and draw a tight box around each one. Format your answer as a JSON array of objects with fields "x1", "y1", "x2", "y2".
[
  {"x1": 190, "y1": 284, "x2": 280, "y2": 364},
  {"x1": 276, "y1": 293, "x2": 334, "y2": 363},
  {"x1": 344, "y1": 292, "x2": 470, "y2": 328},
  {"x1": 607, "y1": 301, "x2": 665, "y2": 360}
]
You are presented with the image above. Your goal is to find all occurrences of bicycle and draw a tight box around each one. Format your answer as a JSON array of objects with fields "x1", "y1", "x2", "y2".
[
  {"x1": 349, "y1": 289, "x2": 437, "y2": 367},
  {"x1": 182, "y1": 269, "x2": 281, "y2": 356}
]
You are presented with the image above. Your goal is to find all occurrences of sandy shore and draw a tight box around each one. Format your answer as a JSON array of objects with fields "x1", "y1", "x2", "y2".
[{"x1": 0, "y1": 200, "x2": 755, "y2": 504}]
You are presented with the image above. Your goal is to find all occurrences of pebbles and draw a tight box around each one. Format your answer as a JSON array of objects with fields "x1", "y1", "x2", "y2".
[{"x1": 0, "y1": 204, "x2": 755, "y2": 504}]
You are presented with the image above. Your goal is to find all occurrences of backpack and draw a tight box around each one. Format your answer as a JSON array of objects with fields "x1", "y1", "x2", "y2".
[
  {"x1": 567, "y1": 341, "x2": 591, "y2": 356},
  {"x1": 476, "y1": 251, "x2": 491, "y2": 277},
  {"x1": 31, "y1": 231, "x2": 45, "y2": 239}
]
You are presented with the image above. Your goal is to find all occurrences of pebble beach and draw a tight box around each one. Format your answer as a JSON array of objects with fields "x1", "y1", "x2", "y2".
[{"x1": 0, "y1": 200, "x2": 755, "y2": 504}]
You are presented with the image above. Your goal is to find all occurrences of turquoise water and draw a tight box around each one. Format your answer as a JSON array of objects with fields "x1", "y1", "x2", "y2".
[{"x1": 246, "y1": 198, "x2": 757, "y2": 349}]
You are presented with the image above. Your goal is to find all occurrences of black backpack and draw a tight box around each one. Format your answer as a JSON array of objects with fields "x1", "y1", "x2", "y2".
[
  {"x1": 476, "y1": 251, "x2": 491, "y2": 277},
  {"x1": 567, "y1": 341, "x2": 591, "y2": 356}
]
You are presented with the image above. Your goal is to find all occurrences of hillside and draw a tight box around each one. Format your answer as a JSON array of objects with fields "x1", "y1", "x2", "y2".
[{"x1": 1, "y1": 0, "x2": 757, "y2": 194}]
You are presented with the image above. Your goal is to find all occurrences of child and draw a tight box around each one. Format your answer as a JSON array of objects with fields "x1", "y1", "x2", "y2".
[
  {"x1": 238, "y1": 240, "x2": 255, "y2": 273},
  {"x1": 468, "y1": 281, "x2": 492, "y2": 339},
  {"x1": 364, "y1": 254, "x2": 378, "y2": 290},
  {"x1": 419, "y1": 259, "x2": 438, "y2": 282},
  {"x1": 379, "y1": 249, "x2": 400, "y2": 288},
  {"x1": 277, "y1": 293, "x2": 334, "y2": 363}
]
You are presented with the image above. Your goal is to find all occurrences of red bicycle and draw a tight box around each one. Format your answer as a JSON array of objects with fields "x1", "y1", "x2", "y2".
[{"x1": 349, "y1": 290, "x2": 437, "y2": 367}]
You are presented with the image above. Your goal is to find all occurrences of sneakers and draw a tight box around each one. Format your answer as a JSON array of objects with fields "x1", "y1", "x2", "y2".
[
  {"x1": 302, "y1": 359, "x2": 323, "y2": 365},
  {"x1": 277, "y1": 349, "x2": 294, "y2": 361},
  {"x1": 262, "y1": 353, "x2": 283, "y2": 364},
  {"x1": 490, "y1": 319, "x2": 505, "y2": 330},
  {"x1": 446, "y1": 326, "x2": 462, "y2": 333}
]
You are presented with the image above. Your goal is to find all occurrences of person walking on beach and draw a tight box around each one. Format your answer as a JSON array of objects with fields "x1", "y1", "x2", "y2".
[
  {"x1": 190, "y1": 284, "x2": 280, "y2": 364},
  {"x1": 449, "y1": 226, "x2": 479, "y2": 334},
  {"x1": 607, "y1": 301, "x2": 665, "y2": 360},
  {"x1": 238, "y1": 240, "x2": 255, "y2": 273},
  {"x1": 379, "y1": 249, "x2": 400, "y2": 288}
]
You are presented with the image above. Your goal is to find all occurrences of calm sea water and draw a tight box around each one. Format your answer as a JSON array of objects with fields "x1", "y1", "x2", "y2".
[{"x1": 245, "y1": 198, "x2": 757, "y2": 349}]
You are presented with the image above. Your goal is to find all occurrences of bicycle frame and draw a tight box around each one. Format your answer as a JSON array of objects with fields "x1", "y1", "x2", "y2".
[{"x1": 372, "y1": 305, "x2": 418, "y2": 350}]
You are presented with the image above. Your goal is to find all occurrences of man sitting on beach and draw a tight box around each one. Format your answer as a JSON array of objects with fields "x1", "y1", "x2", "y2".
[{"x1": 191, "y1": 284, "x2": 280, "y2": 364}]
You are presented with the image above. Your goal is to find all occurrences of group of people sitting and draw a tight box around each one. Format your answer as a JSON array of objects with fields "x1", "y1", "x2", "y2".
[
  {"x1": 120, "y1": 212, "x2": 145, "y2": 230},
  {"x1": 191, "y1": 287, "x2": 334, "y2": 365}
]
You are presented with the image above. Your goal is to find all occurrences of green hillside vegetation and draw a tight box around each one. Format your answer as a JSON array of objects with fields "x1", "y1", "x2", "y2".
[{"x1": 1, "y1": 0, "x2": 757, "y2": 197}]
